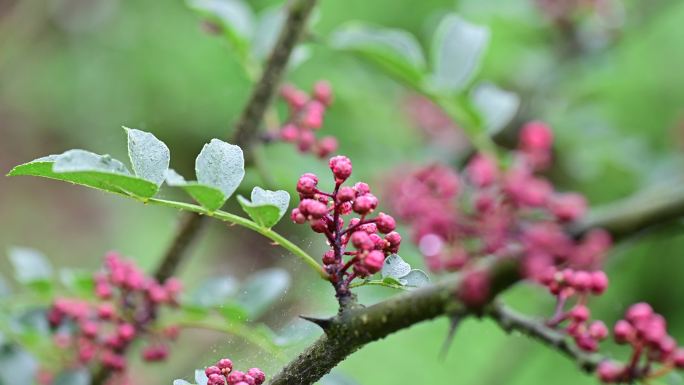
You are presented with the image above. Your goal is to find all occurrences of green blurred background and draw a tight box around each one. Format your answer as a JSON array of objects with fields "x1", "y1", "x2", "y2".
[{"x1": 1, "y1": 0, "x2": 684, "y2": 384}]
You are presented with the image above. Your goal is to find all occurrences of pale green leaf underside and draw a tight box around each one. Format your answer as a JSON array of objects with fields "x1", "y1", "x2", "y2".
[
  {"x1": 381, "y1": 254, "x2": 412, "y2": 280},
  {"x1": 401, "y1": 269, "x2": 430, "y2": 288},
  {"x1": 380, "y1": 254, "x2": 430, "y2": 288},
  {"x1": 429, "y1": 13, "x2": 489, "y2": 93},
  {"x1": 165, "y1": 169, "x2": 226, "y2": 211},
  {"x1": 330, "y1": 22, "x2": 426, "y2": 88},
  {"x1": 7, "y1": 247, "x2": 52, "y2": 284},
  {"x1": 471, "y1": 82, "x2": 520, "y2": 135},
  {"x1": 125, "y1": 127, "x2": 170, "y2": 187},
  {"x1": 8, "y1": 150, "x2": 159, "y2": 198},
  {"x1": 238, "y1": 196, "x2": 281, "y2": 228},
  {"x1": 237, "y1": 186, "x2": 290, "y2": 228},
  {"x1": 195, "y1": 369, "x2": 208, "y2": 385},
  {"x1": 196, "y1": 139, "x2": 245, "y2": 200}
]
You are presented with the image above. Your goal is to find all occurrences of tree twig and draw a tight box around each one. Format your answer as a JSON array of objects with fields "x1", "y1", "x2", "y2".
[
  {"x1": 151, "y1": 0, "x2": 319, "y2": 285},
  {"x1": 570, "y1": 181, "x2": 684, "y2": 240},
  {"x1": 267, "y1": 260, "x2": 520, "y2": 385},
  {"x1": 266, "y1": 184, "x2": 684, "y2": 384},
  {"x1": 487, "y1": 302, "x2": 604, "y2": 373}
]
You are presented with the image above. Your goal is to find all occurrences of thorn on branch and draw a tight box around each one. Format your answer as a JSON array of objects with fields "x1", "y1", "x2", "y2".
[
  {"x1": 300, "y1": 315, "x2": 334, "y2": 331},
  {"x1": 439, "y1": 314, "x2": 462, "y2": 360}
]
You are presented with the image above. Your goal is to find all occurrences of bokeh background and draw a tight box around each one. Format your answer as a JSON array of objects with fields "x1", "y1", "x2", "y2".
[{"x1": 1, "y1": 0, "x2": 684, "y2": 384}]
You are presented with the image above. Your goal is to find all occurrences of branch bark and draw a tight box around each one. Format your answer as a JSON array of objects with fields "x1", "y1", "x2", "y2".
[
  {"x1": 487, "y1": 302, "x2": 603, "y2": 372},
  {"x1": 268, "y1": 260, "x2": 520, "y2": 385},
  {"x1": 571, "y1": 182, "x2": 684, "y2": 240},
  {"x1": 267, "y1": 184, "x2": 684, "y2": 385}
]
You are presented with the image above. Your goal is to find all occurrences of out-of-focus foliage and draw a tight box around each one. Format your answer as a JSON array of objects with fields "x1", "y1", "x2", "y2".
[{"x1": 2, "y1": 0, "x2": 684, "y2": 384}]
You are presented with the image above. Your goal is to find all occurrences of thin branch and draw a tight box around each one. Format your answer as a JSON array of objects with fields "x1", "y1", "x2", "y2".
[
  {"x1": 570, "y1": 181, "x2": 684, "y2": 240},
  {"x1": 267, "y1": 260, "x2": 520, "y2": 385},
  {"x1": 487, "y1": 302, "x2": 604, "y2": 373},
  {"x1": 154, "y1": 212, "x2": 206, "y2": 282},
  {"x1": 151, "y1": 0, "x2": 319, "y2": 285},
  {"x1": 92, "y1": 1, "x2": 320, "y2": 384},
  {"x1": 231, "y1": 0, "x2": 318, "y2": 152},
  {"x1": 266, "y1": 184, "x2": 684, "y2": 385}
]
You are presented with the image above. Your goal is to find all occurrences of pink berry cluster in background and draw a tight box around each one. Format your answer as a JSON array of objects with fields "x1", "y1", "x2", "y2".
[
  {"x1": 597, "y1": 303, "x2": 684, "y2": 383},
  {"x1": 269, "y1": 81, "x2": 337, "y2": 158},
  {"x1": 204, "y1": 358, "x2": 266, "y2": 385},
  {"x1": 291, "y1": 155, "x2": 401, "y2": 301},
  {"x1": 45, "y1": 252, "x2": 181, "y2": 376},
  {"x1": 387, "y1": 121, "x2": 611, "y2": 279}
]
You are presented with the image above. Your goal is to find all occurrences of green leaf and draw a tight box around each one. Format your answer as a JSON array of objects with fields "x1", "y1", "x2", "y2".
[
  {"x1": 8, "y1": 150, "x2": 159, "y2": 198},
  {"x1": 236, "y1": 268, "x2": 290, "y2": 319},
  {"x1": 54, "y1": 369, "x2": 90, "y2": 385},
  {"x1": 470, "y1": 83, "x2": 520, "y2": 135},
  {"x1": 216, "y1": 302, "x2": 249, "y2": 322},
  {"x1": 195, "y1": 369, "x2": 208, "y2": 385},
  {"x1": 429, "y1": 14, "x2": 489, "y2": 93},
  {"x1": 400, "y1": 269, "x2": 430, "y2": 288},
  {"x1": 237, "y1": 187, "x2": 290, "y2": 228},
  {"x1": 196, "y1": 139, "x2": 245, "y2": 200},
  {"x1": 0, "y1": 347, "x2": 37, "y2": 385},
  {"x1": 380, "y1": 254, "x2": 411, "y2": 280},
  {"x1": 59, "y1": 269, "x2": 95, "y2": 297},
  {"x1": 7, "y1": 247, "x2": 52, "y2": 284},
  {"x1": 125, "y1": 127, "x2": 170, "y2": 187},
  {"x1": 330, "y1": 22, "x2": 426, "y2": 88},
  {"x1": 382, "y1": 276, "x2": 403, "y2": 286},
  {"x1": 187, "y1": 0, "x2": 254, "y2": 58},
  {"x1": 252, "y1": 6, "x2": 284, "y2": 59},
  {"x1": 165, "y1": 169, "x2": 227, "y2": 211},
  {"x1": 190, "y1": 275, "x2": 238, "y2": 307}
]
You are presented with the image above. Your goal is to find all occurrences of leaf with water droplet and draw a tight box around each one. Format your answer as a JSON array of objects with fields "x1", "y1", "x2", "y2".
[
  {"x1": 381, "y1": 254, "x2": 411, "y2": 280},
  {"x1": 237, "y1": 186, "x2": 290, "y2": 228},
  {"x1": 125, "y1": 127, "x2": 170, "y2": 187}
]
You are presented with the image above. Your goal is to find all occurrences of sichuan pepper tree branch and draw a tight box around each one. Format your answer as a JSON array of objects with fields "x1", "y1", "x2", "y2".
[
  {"x1": 570, "y1": 182, "x2": 684, "y2": 241},
  {"x1": 267, "y1": 184, "x2": 684, "y2": 385},
  {"x1": 268, "y1": 259, "x2": 520, "y2": 385},
  {"x1": 488, "y1": 302, "x2": 603, "y2": 372},
  {"x1": 152, "y1": 0, "x2": 320, "y2": 281}
]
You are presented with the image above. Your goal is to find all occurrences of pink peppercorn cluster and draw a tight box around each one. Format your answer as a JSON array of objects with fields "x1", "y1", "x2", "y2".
[
  {"x1": 203, "y1": 357, "x2": 265, "y2": 385},
  {"x1": 387, "y1": 121, "x2": 612, "y2": 278},
  {"x1": 45, "y1": 252, "x2": 181, "y2": 373},
  {"x1": 291, "y1": 155, "x2": 401, "y2": 300},
  {"x1": 597, "y1": 303, "x2": 684, "y2": 383},
  {"x1": 271, "y1": 81, "x2": 338, "y2": 158},
  {"x1": 540, "y1": 267, "x2": 609, "y2": 351}
]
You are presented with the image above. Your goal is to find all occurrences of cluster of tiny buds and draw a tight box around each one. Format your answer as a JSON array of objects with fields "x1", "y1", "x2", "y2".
[
  {"x1": 540, "y1": 267, "x2": 609, "y2": 351},
  {"x1": 204, "y1": 358, "x2": 265, "y2": 385},
  {"x1": 598, "y1": 303, "x2": 684, "y2": 383},
  {"x1": 45, "y1": 252, "x2": 181, "y2": 373},
  {"x1": 291, "y1": 155, "x2": 401, "y2": 297},
  {"x1": 272, "y1": 81, "x2": 337, "y2": 158}
]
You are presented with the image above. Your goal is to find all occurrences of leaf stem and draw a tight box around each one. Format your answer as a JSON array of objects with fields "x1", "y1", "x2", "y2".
[{"x1": 146, "y1": 198, "x2": 326, "y2": 278}]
